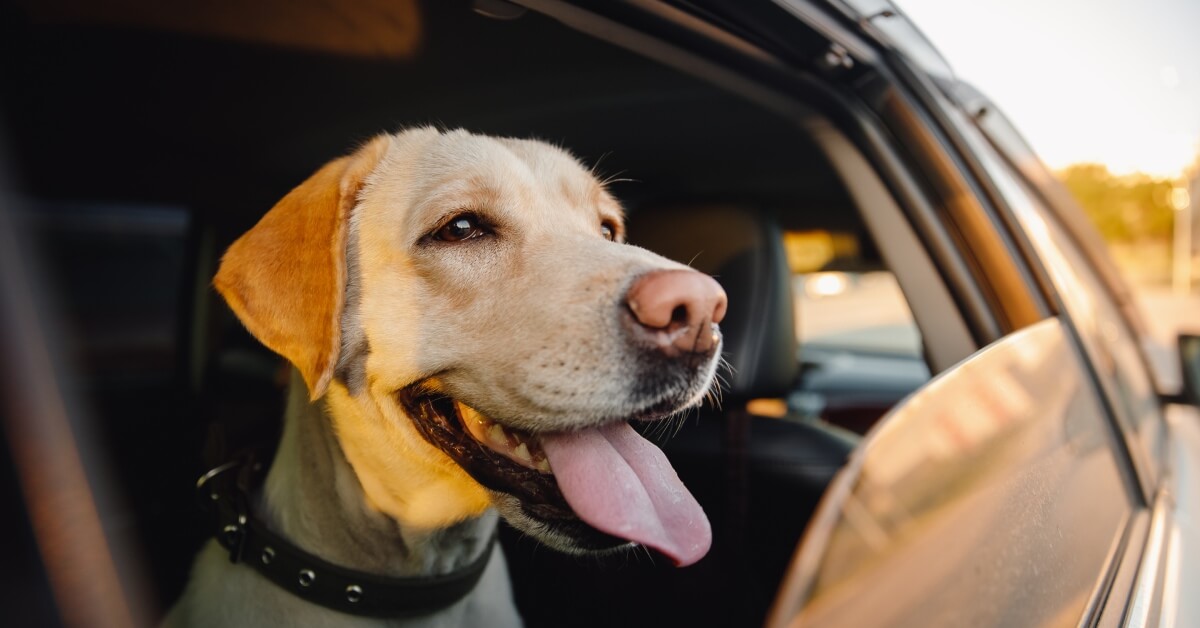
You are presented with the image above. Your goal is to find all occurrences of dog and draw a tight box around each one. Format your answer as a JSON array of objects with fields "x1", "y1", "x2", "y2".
[{"x1": 165, "y1": 127, "x2": 727, "y2": 627}]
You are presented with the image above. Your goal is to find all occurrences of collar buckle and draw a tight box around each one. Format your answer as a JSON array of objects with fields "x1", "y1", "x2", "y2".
[{"x1": 196, "y1": 456, "x2": 253, "y2": 564}]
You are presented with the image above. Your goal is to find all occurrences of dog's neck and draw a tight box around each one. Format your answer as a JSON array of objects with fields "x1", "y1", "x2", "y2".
[{"x1": 258, "y1": 372, "x2": 497, "y2": 577}]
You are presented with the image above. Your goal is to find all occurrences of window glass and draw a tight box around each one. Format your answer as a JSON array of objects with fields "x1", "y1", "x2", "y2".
[
  {"x1": 964, "y1": 129, "x2": 1166, "y2": 491},
  {"x1": 783, "y1": 230, "x2": 930, "y2": 432},
  {"x1": 795, "y1": 270, "x2": 923, "y2": 357},
  {"x1": 775, "y1": 320, "x2": 1135, "y2": 627},
  {"x1": 784, "y1": 230, "x2": 924, "y2": 358}
]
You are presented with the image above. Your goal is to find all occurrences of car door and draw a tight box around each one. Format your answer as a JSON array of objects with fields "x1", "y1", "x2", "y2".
[
  {"x1": 769, "y1": 92, "x2": 1200, "y2": 625},
  {"x1": 940, "y1": 99, "x2": 1200, "y2": 628},
  {"x1": 733, "y1": 3, "x2": 1155, "y2": 624},
  {"x1": 758, "y1": 8, "x2": 1187, "y2": 617}
]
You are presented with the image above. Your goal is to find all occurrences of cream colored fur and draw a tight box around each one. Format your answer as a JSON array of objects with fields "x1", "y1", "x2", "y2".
[{"x1": 166, "y1": 128, "x2": 711, "y2": 627}]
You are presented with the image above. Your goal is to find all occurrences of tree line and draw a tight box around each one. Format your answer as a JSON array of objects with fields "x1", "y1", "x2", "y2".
[{"x1": 1058, "y1": 164, "x2": 1176, "y2": 243}]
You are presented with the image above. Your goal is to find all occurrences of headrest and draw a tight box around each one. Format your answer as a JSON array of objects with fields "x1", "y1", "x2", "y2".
[{"x1": 628, "y1": 205, "x2": 797, "y2": 399}]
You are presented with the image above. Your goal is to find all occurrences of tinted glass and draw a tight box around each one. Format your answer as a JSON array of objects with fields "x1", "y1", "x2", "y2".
[
  {"x1": 772, "y1": 319, "x2": 1135, "y2": 628},
  {"x1": 964, "y1": 128, "x2": 1167, "y2": 493}
]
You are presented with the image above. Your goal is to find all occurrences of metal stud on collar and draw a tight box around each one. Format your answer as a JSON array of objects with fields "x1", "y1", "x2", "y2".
[
  {"x1": 298, "y1": 569, "x2": 316, "y2": 587},
  {"x1": 346, "y1": 585, "x2": 363, "y2": 603},
  {"x1": 261, "y1": 547, "x2": 275, "y2": 565}
]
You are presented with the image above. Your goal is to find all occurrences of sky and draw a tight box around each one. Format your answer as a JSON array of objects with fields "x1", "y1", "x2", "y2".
[{"x1": 896, "y1": 0, "x2": 1200, "y2": 179}]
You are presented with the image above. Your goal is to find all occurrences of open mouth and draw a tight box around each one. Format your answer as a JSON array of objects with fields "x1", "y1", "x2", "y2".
[
  {"x1": 397, "y1": 386, "x2": 712, "y2": 566},
  {"x1": 458, "y1": 402, "x2": 553, "y2": 473}
]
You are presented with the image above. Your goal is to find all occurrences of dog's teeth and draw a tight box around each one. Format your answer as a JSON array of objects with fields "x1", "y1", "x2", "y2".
[
  {"x1": 487, "y1": 424, "x2": 507, "y2": 445},
  {"x1": 455, "y1": 401, "x2": 553, "y2": 473}
]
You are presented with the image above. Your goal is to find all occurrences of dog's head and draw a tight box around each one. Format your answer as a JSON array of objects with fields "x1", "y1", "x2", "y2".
[{"x1": 215, "y1": 128, "x2": 725, "y2": 566}]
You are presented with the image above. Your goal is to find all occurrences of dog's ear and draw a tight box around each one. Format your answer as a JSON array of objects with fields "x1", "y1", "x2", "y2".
[{"x1": 214, "y1": 136, "x2": 390, "y2": 400}]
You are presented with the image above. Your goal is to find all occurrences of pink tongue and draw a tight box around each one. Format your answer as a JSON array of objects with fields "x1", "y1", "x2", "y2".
[{"x1": 540, "y1": 422, "x2": 711, "y2": 566}]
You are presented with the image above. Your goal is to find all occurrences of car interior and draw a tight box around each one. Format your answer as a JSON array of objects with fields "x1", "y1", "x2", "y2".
[{"x1": 2, "y1": 1, "x2": 945, "y2": 625}]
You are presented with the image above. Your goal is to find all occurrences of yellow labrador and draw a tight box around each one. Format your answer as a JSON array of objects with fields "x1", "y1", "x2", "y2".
[{"x1": 166, "y1": 128, "x2": 726, "y2": 627}]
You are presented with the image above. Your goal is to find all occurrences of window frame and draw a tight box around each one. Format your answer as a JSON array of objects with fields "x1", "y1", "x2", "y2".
[
  {"x1": 522, "y1": 0, "x2": 1050, "y2": 352},
  {"x1": 930, "y1": 90, "x2": 1172, "y2": 627},
  {"x1": 942, "y1": 103, "x2": 1166, "y2": 501}
]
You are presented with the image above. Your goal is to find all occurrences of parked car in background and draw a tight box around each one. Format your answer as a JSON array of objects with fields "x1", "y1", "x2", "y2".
[{"x1": 2, "y1": 0, "x2": 1198, "y2": 626}]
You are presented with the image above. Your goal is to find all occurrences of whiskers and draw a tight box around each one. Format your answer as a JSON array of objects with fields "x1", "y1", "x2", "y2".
[
  {"x1": 706, "y1": 355, "x2": 734, "y2": 410},
  {"x1": 640, "y1": 353, "x2": 734, "y2": 443},
  {"x1": 632, "y1": 543, "x2": 658, "y2": 566},
  {"x1": 609, "y1": 542, "x2": 659, "y2": 568},
  {"x1": 589, "y1": 151, "x2": 612, "y2": 177},
  {"x1": 598, "y1": 171, "x2": 636, "y2": 188},
  {"x1": 588, "y1": 152, "x2": 640, "y2": 189},
  {"x1": 642, "y1": 405, "x2": 697, "y2": 442}
]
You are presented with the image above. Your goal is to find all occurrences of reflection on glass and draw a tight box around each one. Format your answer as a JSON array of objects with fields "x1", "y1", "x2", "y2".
[
  {"x1": 973, "y1": 128, "x2": 1167, "y2": 491},
  {"x1": 774, "y1": 320, "x2": 1132, "y2": 628}
]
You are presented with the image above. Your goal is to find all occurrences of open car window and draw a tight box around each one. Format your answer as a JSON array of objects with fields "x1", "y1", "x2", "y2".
[
  {"x1": 782, "y1": 229, "x2": 932, "y2": 433},
  {"x1": 787, "y1": 230, "x2": 924, "y2": 359}
]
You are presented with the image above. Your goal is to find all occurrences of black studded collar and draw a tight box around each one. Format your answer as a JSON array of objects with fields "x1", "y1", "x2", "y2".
[{"x1": 196, "y1": 453, "x2": 497, "y2": 618}]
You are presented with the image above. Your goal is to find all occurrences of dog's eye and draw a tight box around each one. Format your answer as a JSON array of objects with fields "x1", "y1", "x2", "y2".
[
  {"x1": 435, "y1": 215, "x2": 488, "y2": 242},
  {"x1": 601, "y1": 221, "x2": 617, "y2": 242}
]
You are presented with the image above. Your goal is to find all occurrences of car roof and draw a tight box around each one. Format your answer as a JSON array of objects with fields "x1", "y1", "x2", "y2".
[{"x1": 824, "y1": 0, "x2": 956, "y2": 77}]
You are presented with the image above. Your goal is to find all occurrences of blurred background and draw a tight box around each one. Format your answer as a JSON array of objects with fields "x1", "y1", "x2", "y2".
[{"x1": 900, "y1": 0, "x2": 1200, "y2": 344}]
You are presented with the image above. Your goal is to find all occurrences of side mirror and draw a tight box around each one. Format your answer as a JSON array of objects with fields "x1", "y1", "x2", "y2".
[{"x1": 1179, "y1": 334, "x2": 1200, "y2": 406}]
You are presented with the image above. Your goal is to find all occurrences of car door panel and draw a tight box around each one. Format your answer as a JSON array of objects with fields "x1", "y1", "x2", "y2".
[{"x1": 1115, "y1": 403, "x2": 1200, "y2": 628}]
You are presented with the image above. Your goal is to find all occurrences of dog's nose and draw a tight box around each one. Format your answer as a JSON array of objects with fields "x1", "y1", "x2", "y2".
[{"x1": 626, "y1": 269, "x2": 727, "y2": 354}]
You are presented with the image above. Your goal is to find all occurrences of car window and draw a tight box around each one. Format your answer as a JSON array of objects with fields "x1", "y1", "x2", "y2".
[
  {"x1": 786, "y1": 230, "x2": 924, "y2": 358},
  {"x1": 950, "y1": 81, "x2": 1155, "y2": 366},
  {"x1": 770, "y1": 319, "x2": 1137, "y2": 628},
  {"x1": 781, "y1": 229, "x2": 931, "y2": 432},
  {"x1": 795, "y1": 271, "x2": 923, "y2": 357},
  {"x1": 961, "y1": 125, "x2": 1167, "y2": 494}
]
